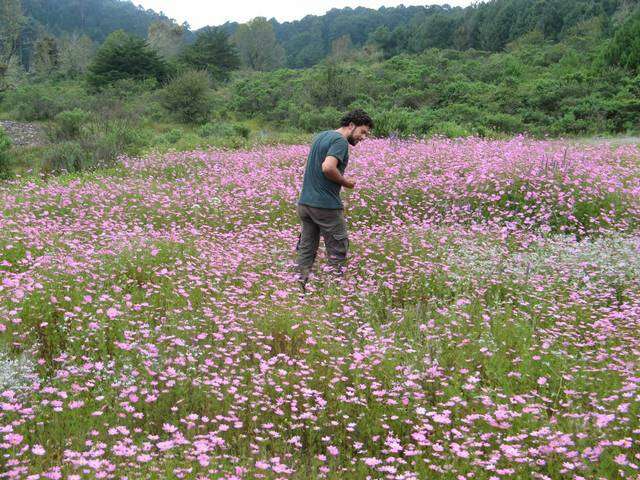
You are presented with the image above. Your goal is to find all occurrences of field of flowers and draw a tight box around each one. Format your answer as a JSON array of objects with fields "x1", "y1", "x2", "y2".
[{"x1": 1, "y1": 136, "x2": 639, "y2": 479}]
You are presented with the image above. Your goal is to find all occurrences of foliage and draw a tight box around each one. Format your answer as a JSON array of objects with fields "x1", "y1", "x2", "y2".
[
  {"x1": 32, "y1": 35, "x2": 60, "y2": 76},
  {"x1": 603, "y1": 8, "x2": 640, "y2": 72},
  {"x1": 79, "y1": 120, "x2": 151, "y2": 166},
  {"x1": 49, "y1": 109, "x2": 92, "y2": 141},
  {"x1": 198, "y1": 121, "x2": 250, "y2": 139},
  {"x1": 58, "y1": 33, "x2": 95, "y2": 77},
  {"x1": 1, "y1": 0, "x2": 640, "y2": 180},
  {"x1": 0, "y1": 0, "x2": 25, "y2": 88},
  {"x1": 1, "y1": 82, "x2": 90, "y2": 121},
  {"x1": 40, "y1": 141, "x2": 87, "y2": 175},
  {"x1": 179, "y1": 27, "x2": 240, "y2": 83},
  {"x1": 0, "y1": 127, "x2": 12, "y2": 179},
  {"x1": 160, "y1": 70, "x2": 211, "y2": 124},
  {"x1": 147, "y1": 20, "x2": 186, "y2": 60},
  {"x1": 232, "y1": 17, "x2": 285, "y2": 71},
  {"x1": 86, "y1": 30, "x2": 169, "y2": 90},
  {"x1": 21, "y1": 0, "x2": 174, "y2": 43}
]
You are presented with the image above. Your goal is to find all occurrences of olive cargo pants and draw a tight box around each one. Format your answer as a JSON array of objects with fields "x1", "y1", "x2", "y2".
[{"x1": 295, "y1": 203, "x2": 349, "y2": 283}]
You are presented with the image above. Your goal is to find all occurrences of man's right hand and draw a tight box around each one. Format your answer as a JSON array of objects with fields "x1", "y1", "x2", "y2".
[{"x1": 342, "y1": 178, "x2": 356, "y2": 189}]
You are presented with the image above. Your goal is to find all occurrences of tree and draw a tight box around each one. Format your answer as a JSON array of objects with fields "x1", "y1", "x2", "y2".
[
  {"x1": 160, "y1": 69, "x2": 211, "y2": 124},
  {"x1": 59, "y1": 33, "x2": 95, "y2": 77},
  {"x1": 0, "y1": 0, "x2": 26, "y2": 88},
  {"x1": 148, "y1": 20, "x2": 185, "y2": 60},
  {"x1": 33, "y1": 34, "x2": 59, "y2": 75},
  {"x1": 604, "y1": 8, "x2": 640, "y2": 73},
  {"x1": 330, "y1": 34, "x2": 353, "y2": 61},
  {"x1": 180, "y1": 27, "x2": 240, "y2": 82},
  {"x1": 86, "y1": 30, "x2": 168, "y2": 90},
  {"x1": 409, "y1": 13, "x2": 459, "y2": 52},
  {"x1": 232, "y1": 17, "x2": 285, "y2": 71}
]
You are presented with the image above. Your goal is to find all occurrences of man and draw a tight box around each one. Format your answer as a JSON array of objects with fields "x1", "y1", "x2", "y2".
[{"x1": 295, "y1": 109, "x2": 373, "y2": 290}]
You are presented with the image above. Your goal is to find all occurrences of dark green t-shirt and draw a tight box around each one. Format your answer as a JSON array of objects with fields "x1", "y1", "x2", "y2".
[{"x1": 298, "y1": 130, "x2": 350, "y2": 209}]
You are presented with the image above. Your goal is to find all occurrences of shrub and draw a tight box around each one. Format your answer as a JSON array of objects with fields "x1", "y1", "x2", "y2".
[
  {"x1": 100, "y1": 77, "x2": 160, "y2": 99},
  {"x1": 2, "y1": 83, "x2": 88, "y2": 121},
  {"x1": 160, "y1": 70, "x2": 211, "y2": 124},
  {"x1": 296, "y1": 107, "x2": 341, "y2": 133},
  {"x1": 0, "y1": 128, "x2": 12, "y2": 179},
  {"x1": 484, "y1": 112, "x2": 524, "y2": 134},
  {"x1": 159, "y1": 128, "x2": 184, "y2": 145},
  {"x1": 370, "y1": 108, "x2": 414, "y2": 137},
  {"x1": 49, "y1": 109, "x2": 92, "y2": 141},
  {"x1": 84, "y1": 83, "x2": 163, "y2": 124},
  {"x1": 4, "y1": 84, "x2": 59, "y2": 121},
  {"x1": 198, "y1": 122, "x2": 250, "y2": 139},
  {"x1": 41, "y1": 142, "x2": 88, "y2": 175},
  {"x1": 79, "y1": 121, "x2": 152, "y2": 167},
  {"x1": 429, "y1": 121, "x2": 472, "y2": 138}
]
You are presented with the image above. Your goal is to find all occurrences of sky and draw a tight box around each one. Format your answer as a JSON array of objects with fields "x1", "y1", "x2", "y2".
[{"x1": 133, "y1": 1, "x2": 476, "y2": 30}]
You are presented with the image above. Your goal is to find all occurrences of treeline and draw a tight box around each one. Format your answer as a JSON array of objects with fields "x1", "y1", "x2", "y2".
[
  {"x1": 6, "y1": 0, "x2": 639, "y2": 72},
  {"x1": 206, "y1": 0, "x2": 637, "y2": 67}
]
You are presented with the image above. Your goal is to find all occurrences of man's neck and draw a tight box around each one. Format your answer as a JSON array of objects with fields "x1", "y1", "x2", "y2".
[{"x1": 335, "y1": 127, "x2": 350, "y2": 140}]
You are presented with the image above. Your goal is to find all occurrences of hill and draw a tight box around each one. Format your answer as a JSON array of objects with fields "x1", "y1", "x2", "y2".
[{"x1": 15, "y1": 0, "x2": 640, "y2": 70}]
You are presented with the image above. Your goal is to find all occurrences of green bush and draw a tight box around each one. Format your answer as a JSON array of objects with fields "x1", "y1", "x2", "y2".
[
  {"x1": 159, "y1": 128, "x2": 184, "y2": 145},
  {"x1": 370, "y1": 108, "x2": 415, "y2": 137},
  {"x1": 5, "y1": 84, "x2": 58, "y2": 120},
  {"x1": 100, "y1": 77, "x2": 160, "y2": 99},
  {"x1": 50, "y1": 109, "x2": 92, "y2": 141},
  {"x1": 198, "y1": 122, "x2": 250, "y2": 139},
  {"x1": 41, "y1": 142, "x2": 88, "y2": 175},
  {"x1": 160, "y1": 70, "x2": 212, "y2": 124},
  {"x1": 79, "y1": 121, "x2": 152, "y2": 167},
  {"x1": 0, "y1": 128, "x2": 12, "y2": 179},
  {"x1": 296, "y1": 107, "x2": 341, "y2": 133},
  {"x1": 484, "y1": 112, "x2": 524, "y2": 134},
  {"x1": 2, "y1": 83, "x2": 89, "y2": 121},
  {"x1": 253, "y1": 130, "x2": 311, "y2": 146},
  {"x1": 429, "y1": 121, "x2": 472, "y2": 138}
]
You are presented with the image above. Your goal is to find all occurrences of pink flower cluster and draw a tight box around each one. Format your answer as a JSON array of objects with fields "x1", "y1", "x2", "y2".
[{"x1": 0, "y1": 137, "x2": 639, "y2": 478}]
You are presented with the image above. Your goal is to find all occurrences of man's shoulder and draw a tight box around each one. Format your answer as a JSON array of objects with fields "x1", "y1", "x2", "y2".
[{"x1": 315, "y1": 130, "x2": 344, "y2": 143}]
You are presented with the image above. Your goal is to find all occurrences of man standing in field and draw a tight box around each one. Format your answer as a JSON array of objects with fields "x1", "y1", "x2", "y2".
[{"x1": 296, "y1": 109, "x2": 373, "y2": 291}]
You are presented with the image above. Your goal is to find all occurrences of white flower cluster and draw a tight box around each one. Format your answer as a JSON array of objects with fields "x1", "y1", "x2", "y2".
[
  {"x1": 512, "y1": 234, "x2": 640, "y2": 284},
  {"x1": 447, "y1": 233, "x2": 640, "y2": 287},
  {"x1": 0, "y1": 350, "x2": 38, "y2": 394}
]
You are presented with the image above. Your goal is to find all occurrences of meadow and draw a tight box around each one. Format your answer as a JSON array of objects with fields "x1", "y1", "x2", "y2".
[{"x1": 1, "y1": 136, "x2": 639, "y2": 479}]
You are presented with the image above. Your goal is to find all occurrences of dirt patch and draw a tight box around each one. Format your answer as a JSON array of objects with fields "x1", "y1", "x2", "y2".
[{"x1": 0, "y1": 120, "x2": 48, "y2": 147}]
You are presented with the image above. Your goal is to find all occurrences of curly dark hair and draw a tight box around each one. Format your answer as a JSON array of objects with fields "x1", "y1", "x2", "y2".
[{"x1": 340, "y1": 109, "x2": 374, "y2": 128}]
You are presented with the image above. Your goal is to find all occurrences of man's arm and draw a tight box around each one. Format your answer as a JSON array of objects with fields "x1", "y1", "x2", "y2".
[{"x1": 321, "y1": 156, "x2": 356, "y2": 189}]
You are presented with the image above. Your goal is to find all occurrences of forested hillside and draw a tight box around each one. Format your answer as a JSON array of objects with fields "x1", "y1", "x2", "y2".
[
  {"x1": 211, "y1": 0, "x2": 638, "y2": 67},
  {"x1": 11, "y1": 0, "x2": 640, "y2": 69}
]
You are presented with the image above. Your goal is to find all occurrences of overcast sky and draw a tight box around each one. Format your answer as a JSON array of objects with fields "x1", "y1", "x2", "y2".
[{"x1": 133, "y1": 1, "x2": 476, "y2": 29}]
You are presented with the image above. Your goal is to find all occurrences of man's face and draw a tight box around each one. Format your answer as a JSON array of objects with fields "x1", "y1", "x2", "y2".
[{"x1": 347, "y1": 124, "x2": 371, "y2": 146}]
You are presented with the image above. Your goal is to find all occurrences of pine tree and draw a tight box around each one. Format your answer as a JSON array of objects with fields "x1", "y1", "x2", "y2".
[
  {"x1": 180, "y1": 27, "x2": 240, "y2": 82},
  {"x1": 86, "y1": 30, "x2": 168, "y2": 89}
]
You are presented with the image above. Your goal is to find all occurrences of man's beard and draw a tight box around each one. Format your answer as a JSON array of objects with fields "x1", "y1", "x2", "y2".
[{"x1": 347, "y1": 127, "x2": 358, "y2": 146}]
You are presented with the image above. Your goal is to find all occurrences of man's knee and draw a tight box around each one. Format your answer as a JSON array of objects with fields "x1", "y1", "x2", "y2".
[{"x1": 326, "y1": 228, "x2": 349, "y2": 265}]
